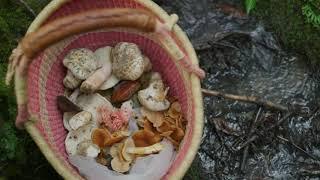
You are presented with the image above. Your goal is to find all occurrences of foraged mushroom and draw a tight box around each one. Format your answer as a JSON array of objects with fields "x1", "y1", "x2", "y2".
[
  {"x1": 63, "y1": 112, "x2": 77, "y2": 131},
  {"x1": 112, "y1": 42, "x2": 146, "y2": 81},
  {"x1": 91, "y1": 128, "x2": 129, "y2": 148},
  {"x1": 138, "y1": 79, "x2": 170, "y2": 111},
  {"x1": 65, "y1": 123, "x2": 96, "y2": 155},
  {"x1": 143, "y1": 55, "x2": 152, "y2": 73},
  {"x1": 80, "y1": 46, "x2": 113, "y2": 93},
  {"x1": 57, "y1": 95, "x2": 82, "y2": 112},
  {"x1": 99, "y1": 74, "x2": 120, "y2": 90},
  {"x1": 141, "y1": 107, "x2": 164, "y2": 127},
  {"x1": 77, "y1": 140, "x2": 100, "y2": 158},
  {"x1": 111, "y1": 81, "x2": 141, "y2": 103},
  {"x1": 76, "y1": 93, "x2": 113, "y2": 123},
  {"x1": 63, "y1": 70, "x2": 82, "y2": 89},
  {"x1": 121, "y1": 138, "x2": 135, "y2": 162},
  {"x1": 126, "y1": 142, "x2": 163, "y2": 155},
  {"x1": 132, "y1": 129, "x2": 162, "y2": 147},
  {"x1": 63, "y1": 48, "x2": 100, "y2": 80},
  {"x1": 110, "y1": 142, "x2": 131, "y2": 173},
  {"x1": 69, "y1": 111, "x2": 92, "y2": 130},
  {"x1": 111, "y1": 155, "x2": 131, "y2": 173}
]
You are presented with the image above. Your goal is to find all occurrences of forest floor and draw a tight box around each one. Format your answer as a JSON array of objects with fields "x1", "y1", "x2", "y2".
[{"x1": 0, "y1": 0, "x2": 319, "y2": 179}]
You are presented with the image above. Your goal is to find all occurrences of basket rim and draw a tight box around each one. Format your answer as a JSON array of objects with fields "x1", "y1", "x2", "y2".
[{"x1": 22, "y1": 0, "x2": 204, "y2": 179}]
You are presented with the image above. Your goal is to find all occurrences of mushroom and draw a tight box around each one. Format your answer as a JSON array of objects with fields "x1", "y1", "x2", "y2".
[
  {"x1": 76, "y1": 93, "x2": 113, "y2": 123},
  {"x1": 141, "y1": 107, "x2": 164, "y2": 127},
  {"x1": 65, "y1": 123, "x2": 96, "y2": 155},
  {"x1": 138, "y1": 79, "x2": 170, "y2": 111},
  {"x1": 91, "y1": 128, "x2": 129, "y2": 148},
  {"x1": 63, "y1": 48, "x2": 100, "y2": 80},
  {"x1": 167, "y1": 101, "x2": 182, "y2": 119},
  {"x1": 112, "y1": 42, "x2": 149, "y2": 81},
  {"x1": 77, "y1": 140, "x2": 100, "y2": 158},
  {"x1": 126, "y1": 142, "x2": 163, "y2": 155},
  {"x1": 111, "y1": 154, "x2": 131, "y2": 173},
  {"x1": 63, "y1": 112, "x2": 77, "y2": 131},
  {"x1": 143, "y1": 55, "x2": 152, "y2": 73},
  {"x1": 63, "y1": 70, "x2": 82, "y2": 89},
  {"x1": 99, "y1": 74, "x2": 120, "y2": 90},
  {"x1": 110, "y1": 142, "x2": 131, "y2": 173},
  {"x1": 69, "y1": 111, "x2": 92, "y2": 130},
  {"x1": 132, "y1": 129, "x2": 162, "y2": 147},
  {"x1": 80, "y1": 46, "x2": 113, "y2": 93},
  {"x1": 111, "y1": 81, "x2": 141, "y2": 103},
  {"x1": 57, "y1": 89, "x2": 82, "y2": 112},
  {"x1": 121, "y1": 138, "x2": 135, "y2": 162}
]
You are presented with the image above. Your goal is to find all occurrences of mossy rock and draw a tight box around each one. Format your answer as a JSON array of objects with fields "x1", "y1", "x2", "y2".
[{"x1": 253, "y1": 0, "x2": 320, "y2": 65}]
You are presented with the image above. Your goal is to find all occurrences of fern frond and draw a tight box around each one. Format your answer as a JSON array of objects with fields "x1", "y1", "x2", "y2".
[{"x1": 302, "y1": 1, "x2": 320, "y2": 28}]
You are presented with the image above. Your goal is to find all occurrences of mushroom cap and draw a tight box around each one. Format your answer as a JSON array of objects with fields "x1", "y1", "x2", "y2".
[
  {"x1": 76, "y1": 93, "x2": 113, "y2": 123},
  {"x1": 141, "y1": 107, "x2": 164, "y2": 127},
  {"x1": 77, "y1": 140, "x2": 100, "y2": 158},
  {"x1": 65, "y1": 123, "x2": 96, "y2": 155},
  {"x1": 111, "y1": 156, "x2": 130, "y2": 173},
  {"x1": 63, "y1": 70, "x2": 82, "y2": 89},
  {"x1": 63, "y1": 112, "x2": 77, "y2": 131},
  {"x1": 69, "y1": 111, "x2": 92, "y2": 130},
  {"x1": 138, "y1": 80, "x2": 171, "y2": 111},
  {"x1": 94, "y1": 46, "x2": 112, "y2": 68},
  {"x1": 63, "y1": 48, "x2": 100, "y2": 80},
  {"x1": 112, "y1": 42, "x2": 145, "y2": 81}
]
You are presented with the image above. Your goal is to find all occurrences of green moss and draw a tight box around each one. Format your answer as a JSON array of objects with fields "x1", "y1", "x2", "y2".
[
  {"x1": 0, "y1": 1, "x2": 60, "y2": 179},
  {"x1": 253, "y1": 0, "x2": 320, "y2": 65}
]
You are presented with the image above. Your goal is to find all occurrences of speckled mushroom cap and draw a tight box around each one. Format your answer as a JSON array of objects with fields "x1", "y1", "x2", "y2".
[
  {"x1": 63, "y1": 48, "x2": 100, "y2": 80},
  {"x1": 112, "y1": 42, "x2": 145, "y2": 81}
]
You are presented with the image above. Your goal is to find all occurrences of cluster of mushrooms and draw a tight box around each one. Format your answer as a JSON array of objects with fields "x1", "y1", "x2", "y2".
[{"x1": 60, "y1": 42, "x2": 186, "y2": 173}]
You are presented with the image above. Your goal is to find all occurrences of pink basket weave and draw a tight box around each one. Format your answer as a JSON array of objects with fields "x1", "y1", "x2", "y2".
[{"x1": 7, "y1": 0, "x2": 204, "y2": 179}]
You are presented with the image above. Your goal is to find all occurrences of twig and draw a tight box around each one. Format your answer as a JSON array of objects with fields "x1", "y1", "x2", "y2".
[
  {"x1": 240, "y1": 107, "x2": 263, "y2": 171},
  {"x1": 236, "y1": 113, "x2": 292, "y2": 151},
  {"x1": 277, "y1": 135, "x2": 320, "y2": 161},
  {"x1": 17, "y1": 0, "x2": 36, "y2": 17},
  {"x1": 201, "y1": 88, "x2": 288, "y2": 112}
]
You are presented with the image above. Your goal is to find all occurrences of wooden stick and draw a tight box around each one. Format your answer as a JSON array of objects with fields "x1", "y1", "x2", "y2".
[
  {"x1": 236, "y1": 113, "x2": 292, "y2": 151},
  {"x1": 17, "y1": 0, "x2": 36, "y2": 17},
  {"x1": 277, "y1": 135, "x2": 320, "y2": 161},
  {"x1": 201, "y1": 88, "x2": 288, "y2": 112},
  {"x1": 240, "y1": 107, "x2": 262, "y2": 171}
]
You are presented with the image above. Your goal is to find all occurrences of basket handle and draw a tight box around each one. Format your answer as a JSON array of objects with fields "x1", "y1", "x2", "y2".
[{"x1": 6, "y1": 8, "x2": 158, "y2": 85}]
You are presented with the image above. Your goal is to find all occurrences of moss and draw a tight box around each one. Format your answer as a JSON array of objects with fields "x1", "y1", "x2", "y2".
[
  {"x1": 0, "y1": 1, "x2": 60, "y2": 179},
  {"x1": 253, "y1": 0, "x2": 320, "y2": 65}
]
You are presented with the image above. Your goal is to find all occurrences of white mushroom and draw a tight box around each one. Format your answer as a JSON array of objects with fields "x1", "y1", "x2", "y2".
[
  {"x1": 76, "y1": 93, "x2": 113, "y2": 124},
  {"x1": 80, "y1": 46, "x2": 113, "y2": 93},
  {"x1": 69, "y1": 111, "x2": 92, "y2": 130},
  {"x1": 63, "y1": 70, "x2": 82, "y2": 89},
  {"x1": 63, "y1": 48, "x2": 100, "y2": 80},
  {"x1": 99, "y1": 74, "x2": 120, "y2": 90},
  {"x1": 126, "y1": 143, "x2": 163, "y2": 155},
  {"x1": 111, "y1": 156, "x2": 131, "y2": 173},
  {"x1": 63, "y1": 112, "x2": 77, "y2": 131},
  {"x1": 143, "y1": 55, "x2": 152, "y2": 73},
  {"x1": 112, "y1": 42, "x2": 146, "y2": 81},
  {"x1": 138, "y1": 79, "x2": 170, "y2": 111},
  {"x1": 77, "y1": 140, "x2": 100, "y2": 158},
  {"x1": 65, "y1": 123, "x2": 96, "y2": 155},
  {"x1": 122, "y1": 138, "x2": 135, "y2": 162}
]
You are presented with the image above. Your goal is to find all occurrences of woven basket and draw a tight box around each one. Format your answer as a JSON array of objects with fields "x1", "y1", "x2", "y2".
[{"x1": 6, "y1": 0, "x2": 204, "y2": 179}]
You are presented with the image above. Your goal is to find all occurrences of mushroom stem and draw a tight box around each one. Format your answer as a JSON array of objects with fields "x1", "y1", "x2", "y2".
[{"x1": 126, "y1": 143, "x2": 163, "y2": 155}]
